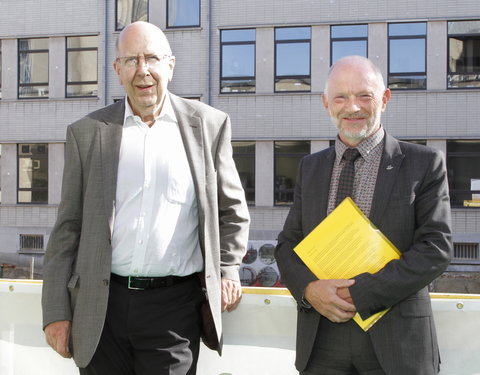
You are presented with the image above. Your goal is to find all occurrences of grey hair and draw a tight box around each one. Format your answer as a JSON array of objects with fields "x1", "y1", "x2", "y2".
[{"x1": 324, "y1": 55, "x2": 385, "y2": 95}]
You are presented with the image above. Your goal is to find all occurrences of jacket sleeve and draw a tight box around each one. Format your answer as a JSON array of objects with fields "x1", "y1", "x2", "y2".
[
  {"x1": 214, "y1": 115, "x2": 250, "y2": 282},
  {"x1": 350, "y1": 150, "x2": 452, "y2": 319},
  {"x1": 41, "y1": 125, "x2": 83, "y2": 328}
]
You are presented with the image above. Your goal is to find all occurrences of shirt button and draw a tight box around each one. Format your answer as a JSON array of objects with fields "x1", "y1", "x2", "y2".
[
  {"x1": 139, "y1": 239, "x2": 144, "y2": 244},
  {"x1": 103, "y1": 279, "x2": 109, "y2": 286}
]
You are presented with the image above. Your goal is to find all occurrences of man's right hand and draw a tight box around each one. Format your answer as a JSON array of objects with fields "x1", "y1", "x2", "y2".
[
  {"x1": 44, "y1": 320, "x2": 72, "y2": 358},
  {"x1": 304, "y1": 279, "x2": 356, "y2": 323}
]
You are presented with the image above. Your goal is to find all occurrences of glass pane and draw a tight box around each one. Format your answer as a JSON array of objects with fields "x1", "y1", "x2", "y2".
[
  {"x1": 19, "y1": 51, "x2": 49, "y2": 84},
  {"x1": 390, "y1": 39, "x2": 425, "y2": 73},
  {"x1": 448, "y1": 74, "x2": 480, "y2": 88},
  {"x1": 232, "y1": 142, "x2": 255, "y2": 205},
  {"x1": 448, "y1": 20, "x2": 480, "y2": 35},
  {"x1": 276, "y1": 43, "x2": 310, "y2": 76},
  {"x1": 276, "y1": 27, "x2": 310, "y2": 41},
  {"x1": 116, "y1": 0, "x2": 148, "y2": 30},
  {"x1": 449, "y1": 37, "x2": 480, "y2": 73},
  {"x1": 18, "y1": 85, "x2": 49, "y2": 98},
  {"x1": 332, "y1": 40, "x2": 367, "y2": 64},
  {"x1": 222, "y1": 44, "x2": 254, "y2": 77},
  {"x1": 389, "y1": 22, "x2": 426, "y2": 36},
  {"x1": 388, "y1": 75, "x2": 426, "y2": 89},
  {"x1": 68, "y1": 50, "x2": 98, "y2": 82},
  {"x1": 220, "y1": 79, "x2": 255, "y2": 93},
  {"x1": 67, "y1": 83, "x2": 98, "y2": 97},
  {"x1": 67, "y1": 35, "x2": 98, "y2": 49},
  {"x1": 222, "y1": 29, "x2": 255, "y2": 43},
  {"x1": 168, "y1": 0, "x2": 200, "y2": 27},
  {"x1": 0, "y1": 41, "x2": 2, "y2": 99},
  {"x1": 331, "y1": 24, "x2": 368, "y2": 38},
  {"x1": 275, "y1": 77, "x2": 311, "y2": 92},
  {"x1": 19, "y1": 38, "x2": 48, "y2": 51}
]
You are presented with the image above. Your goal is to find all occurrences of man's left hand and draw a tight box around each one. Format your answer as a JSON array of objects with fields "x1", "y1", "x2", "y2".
[{"x1": 221, "y1": 278, "x2": 242, "y2": 312}]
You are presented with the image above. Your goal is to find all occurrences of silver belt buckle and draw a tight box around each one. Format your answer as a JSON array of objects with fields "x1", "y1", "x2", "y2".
[{"x1": 128, "y1": 276, "x2": 144, "y2": 290}]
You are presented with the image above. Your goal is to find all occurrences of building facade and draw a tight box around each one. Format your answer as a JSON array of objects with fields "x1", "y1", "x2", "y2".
[{"x1": 0, "y1": 0, "x2": 479, "y2": 285}]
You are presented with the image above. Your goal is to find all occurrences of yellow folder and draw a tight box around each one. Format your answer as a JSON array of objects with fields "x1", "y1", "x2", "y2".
[{"x1": 294, "y1": 197, "x2": 401, "y2": 331}]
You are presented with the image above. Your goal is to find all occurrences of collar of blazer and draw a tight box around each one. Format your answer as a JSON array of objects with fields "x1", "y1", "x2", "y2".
[{"x1": 95, "y1": 94, "x2": 206, "y2": 235}]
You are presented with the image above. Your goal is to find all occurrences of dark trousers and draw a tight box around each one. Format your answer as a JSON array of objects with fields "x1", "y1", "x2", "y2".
[
  {"x1": 80, "y1": 276, "x2": 205, "y2": 375},
  {"x1": 301, "y1": 317, "x2": 386, "y2": 375}
]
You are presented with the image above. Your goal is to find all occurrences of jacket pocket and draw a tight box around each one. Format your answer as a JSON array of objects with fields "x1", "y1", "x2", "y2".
[{"x1": 399, "y1": 296, "x2": 432, "y2": 318}]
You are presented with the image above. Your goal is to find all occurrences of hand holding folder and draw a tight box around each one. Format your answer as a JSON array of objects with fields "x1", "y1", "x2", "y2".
[{"x1": 294, "y1": 197, "x2": 401, "y2": 331}]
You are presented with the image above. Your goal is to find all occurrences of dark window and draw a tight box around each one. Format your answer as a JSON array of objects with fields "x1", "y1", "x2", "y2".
[
  {"x1": 274, "y1": 141, "x2": 310, "y2": 205},
  {"x1": 18, "y1": 144, "x2": 48, "y2": 204},
  {"x1": 0, "y1": 40, "x2": 2, "y2": 99},
  {"x1": 232, "y1": 141, "x2": 255, "y2": 205},
  {"x1": 221, "y1": 29, "x2": 255, "y2": 93},
  {"x1": 448, "y1": 20, "x2": 480, "y2": 89},
  {"x1": 18, "y1": 38, "x2": 49, "y2": 99},
  {"x1": 116, "y1": 0, "x2": 148, "y2": 30},
  {"x1": 388, "y1": 22, "x2": 426, "y2": 89},
  {"x1": 275, "y1": 27, "x2": 311, "y2": 92},
  {"x1": 331, "y1": 24, "x2": 368, "y2": 65},
  {"x1": 66, "y1": 36, "x2": 98, "y2": 97},
  {"x1": 19, "y1": 234, "x2": 44, "y2": 252},
  {"x1": 167, "y1": 0, "x2": 200, "y2": 28},
  {"x1": 447, "y1": 140, "x2": 480, "y2": 208}
]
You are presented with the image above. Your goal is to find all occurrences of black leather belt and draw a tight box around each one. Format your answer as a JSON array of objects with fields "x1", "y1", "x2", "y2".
[{"x1": 111, "y1": 273, "x2": 198, "y2": 290}]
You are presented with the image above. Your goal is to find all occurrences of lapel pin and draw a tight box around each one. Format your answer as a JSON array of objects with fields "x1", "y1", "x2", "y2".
[{"x1": 386, "y1": 165, "x2": 394, "y2": 170}]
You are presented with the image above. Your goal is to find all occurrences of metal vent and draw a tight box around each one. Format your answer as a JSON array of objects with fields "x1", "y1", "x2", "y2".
[
  {"x1": 453, "y1": 242, "x2": 479, "y2": 260},
  {"x1": 19, "y1": 234, "x2": 44, "y2": 251}
]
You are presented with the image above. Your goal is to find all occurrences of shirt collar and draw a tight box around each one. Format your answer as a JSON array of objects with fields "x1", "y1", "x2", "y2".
[
  {"x1": 123, "y1": 92, "x2": 177, "y2": 127},
  {"x1": 334, "y1": 125, "x2": 385, "y2": 165}
]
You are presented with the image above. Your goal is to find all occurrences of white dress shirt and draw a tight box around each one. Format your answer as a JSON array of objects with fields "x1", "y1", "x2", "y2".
[{"x1": 111, "y1": 95, "x2": 204, "y2": 277}]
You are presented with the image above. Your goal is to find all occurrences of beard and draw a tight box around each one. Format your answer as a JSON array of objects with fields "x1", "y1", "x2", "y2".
[{"x1": 331, "y1": 111, "x2": 380, "y2": 141}]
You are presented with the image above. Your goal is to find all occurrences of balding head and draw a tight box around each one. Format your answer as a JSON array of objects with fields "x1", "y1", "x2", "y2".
[{"x1": 116, "y1": 21, "x2": 172, "y2": 57}]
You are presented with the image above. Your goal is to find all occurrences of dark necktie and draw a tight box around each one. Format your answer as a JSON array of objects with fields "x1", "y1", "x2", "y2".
[{"x1": 335, "y1": 148, "x2": 361, "y2": 207}]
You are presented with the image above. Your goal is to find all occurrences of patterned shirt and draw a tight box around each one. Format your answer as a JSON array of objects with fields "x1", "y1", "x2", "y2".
[{"x1": 327, "y1": 126, "x2": 385, "y2": 218}]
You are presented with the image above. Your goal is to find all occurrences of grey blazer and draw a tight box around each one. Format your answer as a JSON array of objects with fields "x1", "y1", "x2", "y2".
[
  {"x1": 275, "y1": 133, "x2": 452, "y2": 375},
  {"x1": 41, "y1": 94, "x2": 250, "y2": 368}
]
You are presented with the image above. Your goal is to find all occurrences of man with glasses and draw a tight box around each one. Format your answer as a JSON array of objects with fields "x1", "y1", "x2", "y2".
[{"x1": 42, "y1": 21, "x2": 250, "y2": 375}]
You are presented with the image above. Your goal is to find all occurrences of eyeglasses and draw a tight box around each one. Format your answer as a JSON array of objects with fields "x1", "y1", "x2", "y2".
[{"x1": 116, "y1": 54, "x2": 172, "y2": 70}]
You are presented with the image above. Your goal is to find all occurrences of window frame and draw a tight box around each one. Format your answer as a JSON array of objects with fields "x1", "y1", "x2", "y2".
[
  {"x1": 387, "y1": 22, "x2": 427, "y2": 90},
  {"x1": 115, "y1": 0, "x2": 149, "y2": 31},
  {"x1": 274, "y1": 27, "x2": 311, "y2": 93},
  {"x1": 17, "y1": 144, "x2": 49, "y2": 205},
  {"x1": 447, "y1": 20, "x2": 480, "y2": 90},
  {"x1": 18, "y1": 38, "x2": 49, "y2": 99},
  {"x1": 330, "y1": 24, "x2": 368, "y2": 65},
  {"x1": 65, "y1": 36, "x2": 99, "y2": 98},
  {"x1": 220, "y1": 28, "x2": 256, "y2": 94},
  {"x1": 166, "y1": 0, "x2": 201, "y2": 29}
]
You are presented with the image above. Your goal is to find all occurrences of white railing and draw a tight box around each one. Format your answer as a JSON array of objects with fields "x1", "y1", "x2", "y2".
[{"x1": 1, "y1": 280, "x2": 479, "y2": 375}]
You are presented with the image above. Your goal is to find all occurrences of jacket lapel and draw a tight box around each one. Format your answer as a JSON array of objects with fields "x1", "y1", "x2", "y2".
[
  {"x1": 369, "y1": 132, "x2": 405, "y2": 224},
  {"x1": 99, "y1": 100, "x2": 125, "y2": 236}
]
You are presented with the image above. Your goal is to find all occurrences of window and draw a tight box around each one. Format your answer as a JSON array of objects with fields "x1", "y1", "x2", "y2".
[
  {"x1": 275, "y1": 27, "x2": 311, "y2": 92},
  {"x1": 232, "y1": 141, "x2": 255, "y2": 205},
  {"x1": 116, "y1": 0, "x2": 148, "y2": 30},
  {"x1": 447, "y1": 140, "x2": 480, "y2": 208},
  {"x1": 388, "y1": 22, "x2": 426, "y2": 89},
  {"x1": 167, "y1": 0, "x2": 200, "y2": 28},
  {"x1": 0, "y1": 40, "x2": 2, "y2": 99},
  {"x1": 274, "y1": 141, "x2": 310, "y2": 205},
  {"x1": 18, "y1": 38, "x2": 49, "y2": 98},
  {"x1": 18, "y1": 144, "x2": 48, "y2": 204},
  {"x1": 66, "y1": 36, "x2": 98, "y2": 97},
  {"x1": 19, "y1": 234, "x2": 44, "y2": 252},
  {"x1": 331, "y1": 24, "x2": 368, "y2": 65},
  {"x1": 448, "y1": 20, "x2": 480, "y2": 89},
  {"x1": 220, "y1": 29, "x2": 255, "y2": 93},
  {"x1": 0, "y1": 145, "x2": 2, "y2": 203}
]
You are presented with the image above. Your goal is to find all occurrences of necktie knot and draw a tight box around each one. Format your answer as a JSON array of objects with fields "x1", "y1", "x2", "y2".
[{"x1": 343, "y1": 148, "x2": 360, "y2": 162}]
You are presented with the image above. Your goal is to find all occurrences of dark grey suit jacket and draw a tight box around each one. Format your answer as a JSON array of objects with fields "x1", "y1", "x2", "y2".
[
  {"x1": 275, "y1": 133, "x2": 452, "y2": 374},
  {"x1": 41, "y1": 94, "x2": 250, "y2": 367}
]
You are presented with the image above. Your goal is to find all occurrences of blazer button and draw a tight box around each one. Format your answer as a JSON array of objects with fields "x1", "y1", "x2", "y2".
[{"x1": 103, "y1": 279, "x2": 109, "y2": 286}]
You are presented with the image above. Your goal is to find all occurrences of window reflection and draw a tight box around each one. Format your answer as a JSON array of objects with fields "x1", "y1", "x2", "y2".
[
  {"x1": 274, "y1": 141, "x2": 310, "y2": 205},
  {"x1": 221, "y1": 29, "x2": 255, "y2": 93},
  {"x1": 116, "y1": 0, "x2": 148, "y2": 30},
  {"x1": 18, "y1": 38, "x2": 49, "y2": 98},
  {"x1": 67, "y1": 36, "x2": 98, "y2": 97},
  {"x1": 167, "y1": 0, "x2": 200, "y2": 28},
  {"x1": 448, "y1": 20, "x2": 480, "y2": 89},
  {"x1": 232, "y1": 141, "x2": 255, "y2": 205},
  {"x1": 331, "y1": 24, "x2": 367, "y2": 65},
  {"x1": 388, "y1": 22, "x2": 426, "y2": 89},
  {"x1": 275, "y1": 27, "x2": 311, "y2": 92},
  {"x1": 17, "y1": 144, "x2": 48, "y2": 204}
]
